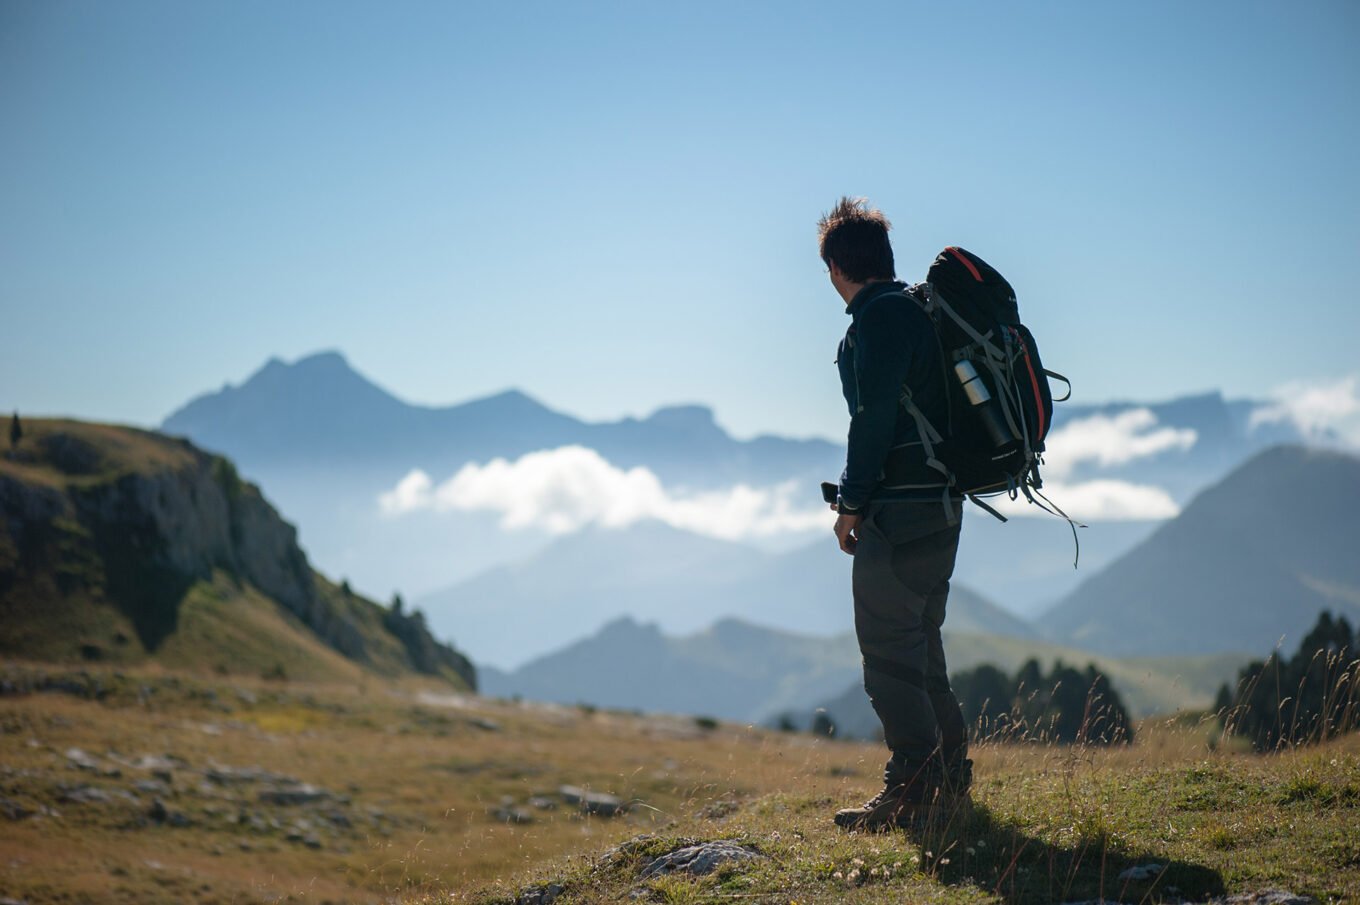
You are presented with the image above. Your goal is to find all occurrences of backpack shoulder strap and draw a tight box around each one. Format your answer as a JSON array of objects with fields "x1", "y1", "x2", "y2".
[{"x1": 897, "y1": 386, "x2": 958, "y2": 525}]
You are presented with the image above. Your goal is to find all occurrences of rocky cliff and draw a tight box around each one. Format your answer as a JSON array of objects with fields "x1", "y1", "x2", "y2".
[{"x1": 0, "y1": 419, "x2": 474, "y2": 688}]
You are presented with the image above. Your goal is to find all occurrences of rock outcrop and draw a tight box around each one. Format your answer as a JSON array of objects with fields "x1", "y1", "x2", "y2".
[{"x1": 0, "y1": 419, "x2": 474, "y2": 688}]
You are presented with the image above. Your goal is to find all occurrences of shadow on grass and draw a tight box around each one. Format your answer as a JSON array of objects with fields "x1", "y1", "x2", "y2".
[{"x1": 916, "y1": 800, "x2": 1224, "y2": 905}]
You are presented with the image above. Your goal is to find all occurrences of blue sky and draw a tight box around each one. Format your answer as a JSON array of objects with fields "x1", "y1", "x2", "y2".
[{"x1": 3, "y1": 0, "x2": 1357, "y2": 441}]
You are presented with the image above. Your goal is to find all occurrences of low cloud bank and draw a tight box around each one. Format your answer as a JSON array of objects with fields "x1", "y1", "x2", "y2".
[
  {"x1": 380, "y1": 442, "x2": 1181, "y2": 538},
  {"x1": 1250, "y1": 374, "x2": 1360, "y2": 447},
  {"x1": 1041, "y1": 408, "x2": 1197, "y2": 481},
  {"x1": 379, "y1": 445, "x2": 829, "y2": 540},
  {"x1": 987, "y1": 478, "x2": 1180, "y2": 521}
]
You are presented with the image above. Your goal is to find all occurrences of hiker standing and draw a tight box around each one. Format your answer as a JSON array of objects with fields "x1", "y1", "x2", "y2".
[{"x1": 819, "y1": 197, "x2": 973, "y2": 831}]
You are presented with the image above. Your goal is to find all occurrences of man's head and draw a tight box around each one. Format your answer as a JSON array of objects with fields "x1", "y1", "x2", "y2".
[{"x1": 817, "y1": 197, "x2": 896, "y2": 295}]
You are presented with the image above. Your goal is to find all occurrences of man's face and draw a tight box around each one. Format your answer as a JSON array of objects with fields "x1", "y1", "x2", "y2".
[{"x1": 827, "y1": 260, "x2": 852, "y2": 301}]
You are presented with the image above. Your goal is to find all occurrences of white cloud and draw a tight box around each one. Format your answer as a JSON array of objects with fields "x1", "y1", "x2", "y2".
[
  {"x1": 378, "y1": 445, "x2": 830, "y2": 540},
  {"x1": 986, "y1": 478, "x2": 1181, "y2": 522},
  {"x1": 1042, "y1": 408, "x2": 1197, "y2": 480},
  {"x1": 1249, "y1": 374, "x2": 1360, "y2": 447}
]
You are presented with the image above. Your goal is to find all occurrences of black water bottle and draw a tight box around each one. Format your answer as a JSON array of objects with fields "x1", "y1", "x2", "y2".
[{"x1": 953, "y1": 360, "x2": 1014, "y2": 450}]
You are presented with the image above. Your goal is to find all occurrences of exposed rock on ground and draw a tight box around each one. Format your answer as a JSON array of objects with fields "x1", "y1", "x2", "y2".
[
  {"x1": 257, "y1": 782, "x2": 344, "y2": 806},
  {"x1": 1065, "y1": 890, "x2": 1317, "y2": 905},
  {"x1": 514, "y1": 883, "x2": 564, "y2": 905},
  {"x1": 559, "y1": 784, "x2": 626, "y2": 817},
  {"x1": 637, "y1": 840, "x2": 765, "y2": 879}
]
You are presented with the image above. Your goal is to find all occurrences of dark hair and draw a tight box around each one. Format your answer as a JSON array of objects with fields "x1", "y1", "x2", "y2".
[{"x1": 817, "y1": 197, "x2": 896, "y2": 283}]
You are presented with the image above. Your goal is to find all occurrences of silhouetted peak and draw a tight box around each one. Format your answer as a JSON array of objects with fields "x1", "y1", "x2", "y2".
[
  {"x1": 291, "y1": 349, "x2": 352, "y2": 372},
  {"x1": 645, "y1": 404, "x2": 718, "y2": 431},
  {"x1": 597, "y1": 616, "x2": 662, "y2": 639}
]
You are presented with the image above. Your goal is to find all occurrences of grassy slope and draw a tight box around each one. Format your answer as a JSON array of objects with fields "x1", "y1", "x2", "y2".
[
  {"x1": 2, "y1": 662, "x2": 1356, "y2": 905},
  {"x1": 0, "y1": 418, "x2": 470, "y2": 689},
  {"x1": 0, "y1": 418, "x2": 198, "y2": 490},
  {"x1": 447, "y1": 725, "x2": 1360, "y2": 905},
  {"x1": 154, "y1": 573, "x2": 372, "y2": 683}
]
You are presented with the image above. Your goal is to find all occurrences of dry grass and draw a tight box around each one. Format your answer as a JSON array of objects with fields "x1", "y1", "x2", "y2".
[
  {"x1": 2, "y1": 662, "x2": 1358, "y2": 904},
  {"x1": 0, "y1": 661, "x2": 863, "y2": 903}
]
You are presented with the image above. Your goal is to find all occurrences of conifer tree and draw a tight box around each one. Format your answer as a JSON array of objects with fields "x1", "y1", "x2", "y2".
[
  {"x1": 950, "y1": 658, "x2": 1133, "y2": 745},
  {"x1": 810, "y1": 712, "x2": 837, "y2": 738},
  {"x1": 1223, "y1": 610, "x2": 1360, "y2": 749},
  {"x1": 8, "y1": 412, "x2": 20, "y2": 450}
]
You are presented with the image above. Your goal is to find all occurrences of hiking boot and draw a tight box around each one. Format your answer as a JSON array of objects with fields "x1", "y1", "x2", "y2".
[
  {"x1": 943, "y1": 756, "x2": 974, "y2": 806},
  {"x1": 833, "y1": 783, "x2": 941, "y2": 832}
]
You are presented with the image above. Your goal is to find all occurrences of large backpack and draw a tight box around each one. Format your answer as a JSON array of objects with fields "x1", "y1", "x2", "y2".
[{"x1": 899, "y1": 246, "x2": 1073, "y2": 528}]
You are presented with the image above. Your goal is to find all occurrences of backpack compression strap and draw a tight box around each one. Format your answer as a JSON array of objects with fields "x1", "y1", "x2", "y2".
[{"x1": 896, "y1": 385, "x2": 958, "y2": 526}]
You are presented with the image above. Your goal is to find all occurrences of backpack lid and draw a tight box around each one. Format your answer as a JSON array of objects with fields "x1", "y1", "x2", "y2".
[{"x1": 927, "y1": 246, "x2": 1020, "y2": 326}]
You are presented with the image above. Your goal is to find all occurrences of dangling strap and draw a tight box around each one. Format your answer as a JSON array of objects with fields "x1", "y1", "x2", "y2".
[
  {"x1": 1019, "y1": 481, "x2": 1087, "y2": 568},
  {"x1": 967, "y1": 494, "x2": 1008, "y2": 523}
]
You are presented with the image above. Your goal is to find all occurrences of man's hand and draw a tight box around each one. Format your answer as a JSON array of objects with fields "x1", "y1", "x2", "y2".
[{"x1": 834, "y1": 512, "x2": 862, "y2": 555}]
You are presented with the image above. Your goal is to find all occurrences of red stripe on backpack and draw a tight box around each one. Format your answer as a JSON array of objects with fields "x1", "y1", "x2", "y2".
[
  {"x1": 947, "y1": 246, "x2": 984, "y2": 282},
  {"x1": 1014, "y1": 328, "x2": 1048, "y2": 441}
]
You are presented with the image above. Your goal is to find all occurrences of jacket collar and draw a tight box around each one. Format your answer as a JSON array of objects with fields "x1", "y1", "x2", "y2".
[{"x1": 846, "y1": 280, "x2": 907, "y2": 317}]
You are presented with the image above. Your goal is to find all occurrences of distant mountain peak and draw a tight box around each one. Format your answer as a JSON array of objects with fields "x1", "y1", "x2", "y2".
[
  {"x1": 291, "y1": 349, "x2": 352, "y2": 370},
  {"x1": 645, "y1": 404, "x2": 720, "y2": 432},
  {"x1": 463, "y1": 387, "x2": 551, "y2": 412},
  {"x1": 1039, "y1": 442, "x2": 1360, "y2": 656},
  {"x1": 240, "y1": 349, "x2": 374, "y2": 387},
  {"x1": 160, "y1": 351, "x2": 407, "y2": 460}
]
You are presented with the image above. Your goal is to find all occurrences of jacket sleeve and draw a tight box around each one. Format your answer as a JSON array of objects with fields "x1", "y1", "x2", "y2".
[{"x1": 839, "y1": 300, "x2": 912, "y2": 512}]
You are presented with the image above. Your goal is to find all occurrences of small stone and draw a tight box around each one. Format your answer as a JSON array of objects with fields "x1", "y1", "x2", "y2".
[
  {"x1": 206, "y1": 764, "x2": 295, "y2": 785},
  {"x1": 639, "y1": 841, "x2": 765, "y2": 878},
  {"x1": 1219, "y1": 893, "x2": 1318, "y2": 905},
  {"x1": 257, "y1": 782, "x2": 337, "y2": 806},
  {"x1": 1118, "y1": 863, "x2": 1165, "y2": 883},
  {"x1": 559, "y1": 784, "x2": 626, "y2": 817},
  {"x1": 493, "y1": 806, "x2": 534, "y2": 824},
  {"x1": 0, "y1": 798, "x2": 33, "y2": 821},
  {"x1": 61, "y1": 785, "x2": 121, "y2": 805},
  {"x1": 65, "y1": 747, "x2": 100, "y2": 771},
  {"x1": 516, "y1": 883, "x2": 565, "y2": 904},
  {"x1": 527, "y1": 796, "x2": 557, "y2": 810}
]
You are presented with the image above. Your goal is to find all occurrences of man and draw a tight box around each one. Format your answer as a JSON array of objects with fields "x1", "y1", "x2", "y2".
[{"x1": 819, "y1": 197, "x2": 972, "y2": 831}]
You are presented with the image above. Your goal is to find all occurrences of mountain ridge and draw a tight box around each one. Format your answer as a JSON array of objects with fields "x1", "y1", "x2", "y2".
[
  {"x1": 1038, "y1": 444, "x2": 1360, "y2": 656},
  {"x1": 415, "y1": 517, "x2": 1034, "y2": 670},
  {"x1": 0, "y1": 418, "x2": 475, "y2": 688}
]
